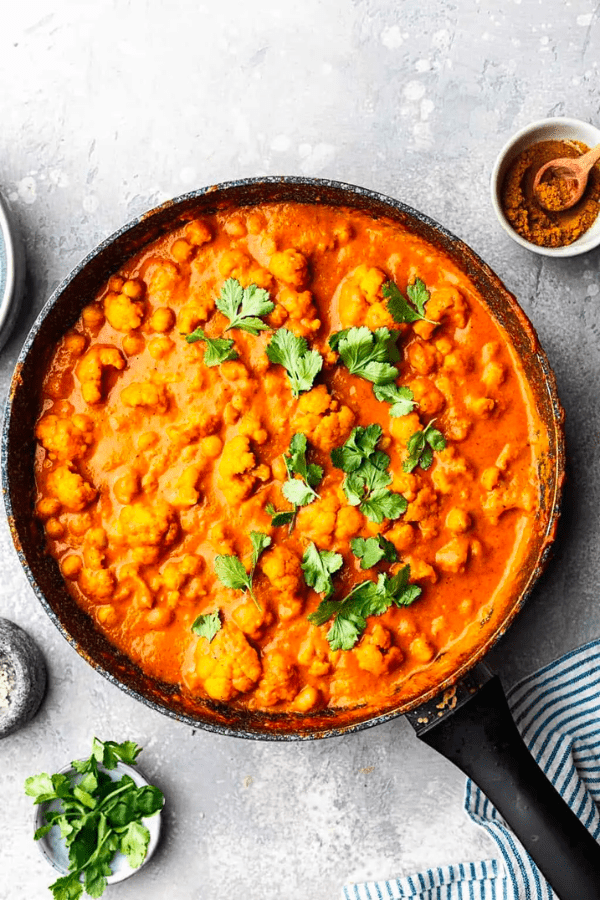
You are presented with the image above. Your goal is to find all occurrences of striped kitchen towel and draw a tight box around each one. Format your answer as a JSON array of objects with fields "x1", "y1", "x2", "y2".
[{"x1": 343, "y1": 639, "x2": 600, "y2": 900}]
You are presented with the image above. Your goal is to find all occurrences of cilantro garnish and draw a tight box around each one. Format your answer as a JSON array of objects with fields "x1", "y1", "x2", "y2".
[
  {"x1": 266, "y1": 328, "x2": 324, "y2": 397},
  {"x1": 184, "y1": 327, "x2": 239, "y2": 366},
  {"x1": 283, "y1": 433, "x2": 323, "y2": 504},
  {"x1": 330, "y1": 425, "x2": 407, "y2": 523},
  {"x1": 329, "y1": 326, "x2": 400, "y2": 385},
  {"x1": 25, "y1": 738, "x2": 164, "y2": 900},
  {"x1": 350, "y1": 535, "x2": 398, "y2": 569},
  {"x1": 265, "y1": 503, "x2": 295, "y2": 529},
  {"x1": 191, "y1": 609, "x2": 222, "y2": 642},
  {"x1": 372, "y1": 383, "x2": 416, "y2": 417},
  {"x1": 214, "y1": 531, "x2": 272, "y2": 610},
  {"x1": 308, "y1": 565, "x2": 422, "y2": 650},
  {"x1": 383, "y1": 277, "x2": 434, "y2": 324},
  {"x1": 301, "y1": 542, "x2": 343, "y2": 598},
  {"x1": 403, "y1": 420, "x2": 446, "y2": 473},
  {"x1": 215, "y1": 278, "x2": 275, "y2": 335}
]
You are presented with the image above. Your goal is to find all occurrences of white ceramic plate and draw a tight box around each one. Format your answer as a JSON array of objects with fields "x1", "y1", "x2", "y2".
[
  {"x1": 0, "y1": 192, "x2": 24, "y2": 349},
  {"x1": 490, "y1": 116, "x2": 600, "y2": 257},
  {"x1": 34, "y1": 760, "x2": 162, "y2": 885}
]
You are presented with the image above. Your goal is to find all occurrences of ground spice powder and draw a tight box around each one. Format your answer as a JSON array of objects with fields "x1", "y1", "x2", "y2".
[{"x1": 501, "y1": 139, "x2": 600, "y2": 247}]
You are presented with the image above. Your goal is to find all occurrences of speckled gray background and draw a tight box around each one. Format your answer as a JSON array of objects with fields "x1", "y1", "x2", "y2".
[{"x1": 1, "y1": 1, "x2": 599, "y2": 898}]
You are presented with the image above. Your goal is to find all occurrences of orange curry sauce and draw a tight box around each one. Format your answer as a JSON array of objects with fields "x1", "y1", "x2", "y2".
[{"x1": 33, "y1": 203, "x2": 543, "y2": 716}]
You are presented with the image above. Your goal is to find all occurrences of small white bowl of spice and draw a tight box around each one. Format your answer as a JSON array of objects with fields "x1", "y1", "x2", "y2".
[
  {"x1": 0, "y1": 618, "x2": 46, "y2": 739},
  {"x1": 490, "y1": 117, "x2": 600, "y2": 257}
]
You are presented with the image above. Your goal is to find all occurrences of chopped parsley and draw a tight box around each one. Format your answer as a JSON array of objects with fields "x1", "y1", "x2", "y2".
[
  {"x1": 216, "y1": 278, "x2": 275, "y2": 335},
  {"x1": 383, "y1": 277, "x2": 434, "y2": 324},
  {"x1": 403, "y1": 420, "x2": 446, "y2": 473},
  {"x1": 184, "y1": 327, "x2": 239, "y2": 365},
  {"x1": 213, "y1": 531, "x2": 272, "y2": 610},
  {"x1": 282, "y1": 433, "x2": 323, "y2": 508},
  {"x1": 308, "y1": 565, "x2": 422, "y2": 650},
  {"x1": 266, "y1": 328, "x2": 323, "y2": 397},
  {"x1": 372, "y1": 383, "x2": 416, "y2": 418},
  {"x1": 301, "y1": 542, "x2": 343, "y2": 598},
  {"x1": 25, "y1": 738, "x2": 164, "y2": 900},
  {"x1": 329, "y1": 326, "x2": 400, "y2": 385},
  {"x1": 191, "y1": 609, "x2": 222, "y2": 642},
  {"x1": 265, "y1": 503, "x2": 295, "y2": 529},
  {"x1": 330, "y1": 425, "x2": 407, "y2": 523},
  {"x1": 350, "y1": 535, "x2": 398, "y2": 569}
]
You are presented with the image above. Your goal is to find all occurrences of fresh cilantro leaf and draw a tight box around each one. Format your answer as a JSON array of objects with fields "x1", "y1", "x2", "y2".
[
  {"x1": 265, "y1": 502, "x2": 295, "y2": 528},
  {"x1": 383, "y1": 278, "x2": 434, "y2": 324},
  {"x1": 49, "y1": 872, "x2": 83, "y2": 900},
  {"x1": 84, "y1": 860, "x2": 111, "y2": 899},
  {"x1": 280, "y1": 432, "x2": 323, "y2": 512},
  {"x1": 266, "y1": 328, "x2": 323, "y2": 397},
  {"x1": 24, "y1": 773, "x2": 55, "y2": 802},
  {"x1": 301, "y1": 542, "x2": 343, "y2": 598},
  {"x1": 91, "y1": 739, "x2": 142, "y2": 771},
  {"x1": 184, "y1": 327, "x2": 238, "y2": 366},
  {"x1": 191, "y1": 610, "x2": 222, "y2": 643},
  {"x1": 373, "y1": 383, "x2": 416, "y2": 417},
  {"x1": 330, "y1": 426, "x2": 406, "y2": 523},
  {"x1": 350, "y1": 535, "x2": 398, "y2": 569},
  {"x1": 134, "y1": 785, "x2": 164, "y2": 818},
  {"x1": 216, "y1": 278, "x2": 275, "y2": 335},
  {"x1": 34, "y1": 823, "x2": 54, "y2": 841},
  {"x1": 120, "y1": 820, "x2": 150, "y2": 870},
  {"x1": 308, "y1": 566, "x2": 422, "y2": 649},
  {"x1": 282, "y1": 479, "x2": 318, "y2": 506},
  {"x1": 403, "y1": 420, "x2": 446, "y2": 473},
  {"x1": 407, "y1": 277, "x2": 430, "y2": 317},
  {"x1": 213, "y1": 531, "x2": 271, "y2": 609},
  {"x1": 329, "y1": 326, "x2": 400, "y2": 385}
]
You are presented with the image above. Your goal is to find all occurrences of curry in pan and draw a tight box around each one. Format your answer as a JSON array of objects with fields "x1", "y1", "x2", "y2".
[{"x1": 32, "y1": 202, "x2": 547, "y2": 717}]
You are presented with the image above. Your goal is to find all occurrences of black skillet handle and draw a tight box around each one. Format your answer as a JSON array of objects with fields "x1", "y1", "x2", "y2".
[{"x1": 417, "y1": 676, "x2": 600, "y2": 900}]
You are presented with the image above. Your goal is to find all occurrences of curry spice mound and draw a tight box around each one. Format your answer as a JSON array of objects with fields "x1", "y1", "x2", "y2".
[{"x1": 501, "y1": 139, "x2": 600, "y2": 247}]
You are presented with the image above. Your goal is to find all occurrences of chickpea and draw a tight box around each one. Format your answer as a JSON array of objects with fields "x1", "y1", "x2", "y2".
[
  {"x1": 293, "y1": 685, "x2": 320, "y2": 713},
  {"x1": 69, "y1": 514, "x2": 92, "y2": 536},
  {"x1": 36, "y1": 497, "x2": 61, "y2": 519},
  {"x1": 63, "y1": 333, "x2": 87, "y2": 356},
  {"x1": 87, "y1": 527, "x2": 108, "y2": 549},
  {"x1": 445, "y1": 508, "x2": 471, "y2": 534},
  {"x1": 171, "y1": 239, "x2": 193, "y2": 263},
  {"x1": 138, "y1": 431, "x2": 159, "y2": 451},
  {"x1": 246, "y1": 212, "x2": 265, "y2": 235},
  {"x1": 199, "y1": 435, "x2": 223, "y2": 458},
  {"x1": 184, "y1": 219, "x2": 212, "y2": 246},
  {"x1": 409, "y1": 635, "x2": 435, "y2": 664},
  {"x1": 481, "y1": 466, "x2": 500, "y2": 491},
  {"x1": 61, "y1": 555, "x2": 82, "y2": 579},
  {"x1": 149, "y1": 307, "x2": 175, "y2": 333},
  {"x1": 45, "y1": 517, "x2": 65, "y2": 538},
  {"x1": 81, "y1": 304, "x2": 105, "y2": 329},
  {"x1": 224, "y1": 217, "x2": 247, "y2": 237},
  {"x1": 122, "y1": 333, "x2": 145, "y2": 356},
  {"x1": 148, "y1": 336, "x2": 174, "y2": 359},
  {"x1": 122, "y1": 278, "x2": 145, "y2": 299},
  {"x1": 146, "y1": 606, "x2": 174, "y2": 629},
  {"x1": 96, "y1": 605, "x2": 119, "y2": 627},
  {"x1": 114, "y1": 471, "x2": 140, "y2": 504},
  {"x1": 108, "y1": 275, "x2": 125, "y2": 292}
]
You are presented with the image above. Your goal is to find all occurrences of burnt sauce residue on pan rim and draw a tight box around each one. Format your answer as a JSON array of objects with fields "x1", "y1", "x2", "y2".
[{"x1": 2, "y1": 177, "x2": 564, "y2": 739}]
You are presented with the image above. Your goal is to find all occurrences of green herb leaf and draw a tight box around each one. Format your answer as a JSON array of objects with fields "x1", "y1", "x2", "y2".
[
  {"x1": 403, "y1": 420, "x2": 446, "y2": 473},
  {"x1": 331, "y1": 425, "x2": 406, "y2": 523},
  {"x1": 184, "y1": 327, "x2": 238, "y2": 366},
  {"x1": 373, "y1": 383, "x2": 416, "y2": 417},
  {"x1": 24, "y1": 772, "x2": 55, "y2": 803},
  {"x1": 383, "y1": 278, "x2": 433, "y2": 324},
  {"x1": 301, "y1": 542, "x2": 343, "y2": 598},
  {"x1": 213, "y1": 531, "x2": 271, "y2": 610},
  {"x1": 308, "y1": 566, "x2": 422, "y2": 650},
  {"x1": 216, "y1": 278, "x2": 275, "y2": 335},
  {"x1": 49, "y1": 872, "x2": 84, "y2": 900},
  {"x1": 329, "y1": 326, "x2": 400, "y2": 385},
  {"x1": 266, "y1": 328, "x2": 323, "y2": 397},
  {"x1": 282, "y1": 479, "x2": 317, "y2": 506},
  {"x1": 120, "y1": 820, "x2": 151, "y2": 870},
  {"x1": 91, "y1": 739, "x2": 142, "y2": 771},
  {"x1": 350, "y1": 535, "x2": 398, "y2": 569},
  {"x1": 191, "y1": 610, "x2": 222, "y2": 643},
  {"x1": 265, "y1": 502, "x2": 295, "y2": 528}
]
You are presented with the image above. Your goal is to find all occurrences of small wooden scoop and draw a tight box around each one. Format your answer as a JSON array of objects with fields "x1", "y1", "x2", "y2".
[{"x1": 533, "y1": 141, "x2": 600, "y2": 211}]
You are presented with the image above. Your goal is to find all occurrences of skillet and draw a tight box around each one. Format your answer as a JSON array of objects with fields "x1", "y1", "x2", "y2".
[{"x1": 3, "y1": 177, "x2": 599, "y2": 897}]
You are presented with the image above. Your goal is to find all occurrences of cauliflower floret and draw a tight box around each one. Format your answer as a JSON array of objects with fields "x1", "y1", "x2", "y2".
[
  {"x1": 76, "y1": 345, "x2": 126, "y2": 404},
  {"x1": 193, "y1": 622, "x2": 262, "y2": 702},
  {"x1": 146, "y1": 259, "x2": 180, "y2": 302},
  {"x1": 47, "y1": 464, "x2": 97, "y2": 512},
  {"x1": 354, "y1": 623, "x2": 403, "y2": 675},
  {"x1": 104, "y1": 291, "x2": 145, "y2": 332},
  {"x1": 337, "y1": 265, "x2": 394, "y2": 329},
  {"x1": 218, "y1": 435, "x2": 269, "y2": 505},
  {"x1": 334, "y1": 505, "x2": 364, "y2": 541},
  {"x1": 36, "y1": 413, "x2": 94, "y2": 461},
  {"x1": 232, "y1": 598, "x2": 267, "y2": 637},
  {"x1": 251, "y1": 650, "x2": 298, "y2": 708},
  {"x1": 79, "y1": 567, "x2": 116, "y2": 601},
  {"x1": 297, "y1": 626, "x2": 338, "y2": 677},
  {"x1": 118, "y1": 499, "x2": 179, "y2": 564},
  {"x1": 296, "y1": 492, "x2": 339, "y2": 549},
  {"x1": 261, "y1": 545, "x2": 305, "y2": 620},
  {"x1": 121, "y1": 382, "x2": 170, "y2": 414},
  {"x1": 293, "y1": 384, "x2": 355, "y2": 452},
  {"x1": 435, "y1": 536, "x2": 470, "y2": 574},
  {"x1": 404, "y1": 486, "x2": 439, "y2": 523},
  {"x1": 273, "y1": 288, "x2": 320, "y2": 338},
  {"x1": 269, "y1": 249, "x2": 308, "y2": 288},
  {"x1": 170, "y1": 466, "x2": 202, "y2": 508}
]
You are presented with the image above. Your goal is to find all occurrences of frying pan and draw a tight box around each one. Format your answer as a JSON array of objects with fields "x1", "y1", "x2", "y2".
[{"x1": 2, "y1": 177, "x2": 598, "y2": 897}]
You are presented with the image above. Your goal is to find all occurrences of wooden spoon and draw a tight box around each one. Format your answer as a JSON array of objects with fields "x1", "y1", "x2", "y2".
[{"x1": 533, "y1": 142, "x2": 600, "y2": 211}]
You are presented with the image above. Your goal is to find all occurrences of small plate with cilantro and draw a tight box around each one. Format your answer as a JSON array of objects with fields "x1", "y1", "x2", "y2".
[{"x1": 26, "y1": 738, "x2": 164, "y2": 899}]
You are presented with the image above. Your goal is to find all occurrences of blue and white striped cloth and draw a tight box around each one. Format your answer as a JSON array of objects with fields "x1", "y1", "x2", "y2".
[{"x1": 343, "y1": 640, "x2": 600, "y2": 899}]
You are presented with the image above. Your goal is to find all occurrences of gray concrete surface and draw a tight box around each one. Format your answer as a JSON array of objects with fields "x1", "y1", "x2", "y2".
[{"x1": 1, "y1": 1, "x2": 599, "y2": 898}]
